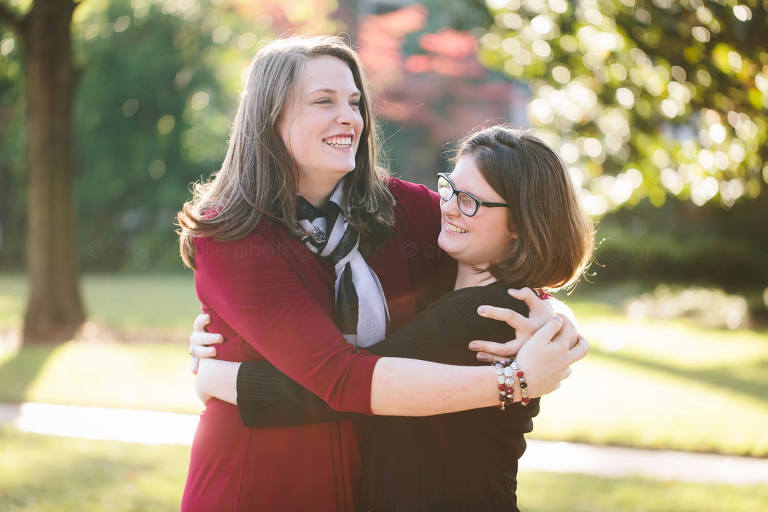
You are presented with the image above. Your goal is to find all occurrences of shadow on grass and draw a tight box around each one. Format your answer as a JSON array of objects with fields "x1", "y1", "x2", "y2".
[
  {"x1": 593, "y1": 346, "x2": 768, "y2": 404},
  {"x1": 0, "y1": 346, "x2": 56, "y2": 404}
]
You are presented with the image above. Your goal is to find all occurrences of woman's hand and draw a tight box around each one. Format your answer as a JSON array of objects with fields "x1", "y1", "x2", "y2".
[
  {"x1": 189, "y1": 313, "x2": 224, "y2": 374},
  {"x1": 513, "y1": 315, "x2": 588, "y2": 398},
  {"x1": 467, "y1": 287, "x2": 588, "y2": 397},
  {"x1": 468, "y1": 287, "x2": 556, "y2": 362},
  {"x1": 195, "y1": 358, "x2": 241, "y2": 406},
  {"x1": 195, "y1": 358, "x2": 214, "y2": 404}
]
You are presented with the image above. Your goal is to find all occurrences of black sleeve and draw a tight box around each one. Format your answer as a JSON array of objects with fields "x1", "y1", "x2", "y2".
[
  {"x1": 237, "y1": 359, "x2": 355, "y2": 427},
  {"x1": 237, "y1": 284, "x2": 529, "y2": 428}
]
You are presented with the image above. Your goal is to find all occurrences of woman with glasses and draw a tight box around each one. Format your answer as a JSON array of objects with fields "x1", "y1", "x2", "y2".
[{"x1": 187, "y1": 113, "x2": 593, "y2": 509}]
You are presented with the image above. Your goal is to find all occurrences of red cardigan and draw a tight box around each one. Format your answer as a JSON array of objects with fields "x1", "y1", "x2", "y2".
[{"x1": 181, "y1": 178, "x2": 454, "y2": 512}]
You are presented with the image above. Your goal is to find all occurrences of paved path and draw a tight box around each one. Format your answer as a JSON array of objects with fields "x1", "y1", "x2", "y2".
[{"x1": 2, "y1": 402, "x2": 767, "y2": 486}]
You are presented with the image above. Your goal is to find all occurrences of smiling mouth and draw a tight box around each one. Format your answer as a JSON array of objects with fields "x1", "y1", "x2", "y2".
[
  {"x1": 323, "y1": 135, "x2": 353, "y2": 149},
  {"x1": 444, "y1": 222, "x2": 468, "y2": 234}
]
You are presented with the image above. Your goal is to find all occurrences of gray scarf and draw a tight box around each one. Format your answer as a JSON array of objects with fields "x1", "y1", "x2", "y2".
[{"x1": 297, "y1": 181, "x2": 389, "y2": 348}]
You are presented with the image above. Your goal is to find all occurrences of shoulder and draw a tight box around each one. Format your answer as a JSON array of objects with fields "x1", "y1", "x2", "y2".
[
  {"x1": 384, "y1": 177, "x2": 441, "y2": 241},
  {"x1": 192, "y1": 218, "x2": 297, "y2": 268},
  {"x1": 410, "y1": 283, "x2": 528, "y2": 349},
  {"x1": 201, "y1": 206, "x2": 222, "y2": 220},
  {"x1": 434, "y1": 283, "x2": 529, "y2": 317},
  {"x1": 386, "y1": 177, "x2": 439, "y2": 211}
]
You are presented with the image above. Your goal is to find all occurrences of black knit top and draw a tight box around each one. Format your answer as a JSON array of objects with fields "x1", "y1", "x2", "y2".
[{"x1": 236, "y1": 281, "x2": 540, "y2": 511}]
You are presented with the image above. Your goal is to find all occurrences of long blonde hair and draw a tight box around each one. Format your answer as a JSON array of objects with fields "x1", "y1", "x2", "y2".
[{"x1": 177, "y1": 35, "x2": 394, "y2": 268}]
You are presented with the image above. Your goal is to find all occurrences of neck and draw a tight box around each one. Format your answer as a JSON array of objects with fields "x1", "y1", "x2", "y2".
[
  {"x1": 453, "y1": 263, "x2": 496, "y2": 290},
  {"x1": 299, "y1": 176, "x2": 344, "y2": 209}
]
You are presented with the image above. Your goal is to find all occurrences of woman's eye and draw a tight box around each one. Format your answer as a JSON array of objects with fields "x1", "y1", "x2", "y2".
[
  {"x1": 315, "y1": 98, "x2": 332, "y2": 104},
  {"x1": 350, "y1": 99, "x2": 361, "y2": 108}
]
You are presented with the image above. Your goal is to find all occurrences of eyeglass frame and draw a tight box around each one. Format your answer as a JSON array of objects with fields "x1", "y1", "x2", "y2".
[{"x1": 436, "y1": 173, "x2": 511, "y2": 217}]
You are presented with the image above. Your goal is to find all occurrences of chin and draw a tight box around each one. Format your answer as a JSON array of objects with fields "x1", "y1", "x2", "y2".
[
  {"x1": 321, "y1": 165, "x2": 356, "y2": 180},
  {"x1": 437, "y1": 234, "x2": 459, "y2": 259},
  {"x1": 437, "y1": 232, "x2": 447, "y2": 252},
  {"x1": 333, "y1": 160, "x2": 357, "y2": 174}
]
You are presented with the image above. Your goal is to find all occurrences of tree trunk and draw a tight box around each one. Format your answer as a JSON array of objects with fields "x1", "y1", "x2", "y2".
[{"x1": 21, "y1": 0, "x2": 85, "y2": 343}]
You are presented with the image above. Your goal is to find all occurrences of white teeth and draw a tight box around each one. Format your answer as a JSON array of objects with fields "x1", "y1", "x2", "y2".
[
  {"x1": 445, "y1": 223, "x2": 467, "y2": 233},
  {"x1": 324, "y1": 136, "x2": 353, "y2": 147}
]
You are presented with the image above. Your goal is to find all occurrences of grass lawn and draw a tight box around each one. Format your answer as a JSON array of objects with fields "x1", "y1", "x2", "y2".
[
  {"x1": 1, "y1": 273, "x2": 768, "y2": 456},
  {"x1": 0, "y1": 273, "x2": 199, "y2": 332},
  {"x1": 0, "y1": 341, "x2": 201, "y2": 413},
  {"x1": 531, "y1": 309, "x2": 768, "y2": 456},
  {"x1": 516, "y1": 470, "x2": 768, "y2": 512},
  {"x1": 0, "y1": 428, "x2": 188, "y2": 511},
  {"x1": 1, "y1": 428, "x2": 766, "y2": 512}
]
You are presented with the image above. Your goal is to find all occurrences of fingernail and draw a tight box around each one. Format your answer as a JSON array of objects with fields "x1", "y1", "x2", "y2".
[
  {"x1": 468, "y1": 342, "x2": 479, "y2": 350},
  {"x1": 477, "y1": 354, "x2": 488, "y2": 361},
  {"x1": 477, "y1": 306, "x2": 487, "y2": 315}
]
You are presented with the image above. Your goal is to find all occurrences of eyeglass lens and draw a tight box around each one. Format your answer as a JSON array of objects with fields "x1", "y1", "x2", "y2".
[{"x1": 437, "y1": 176, "x2": 478, "y2": 216}]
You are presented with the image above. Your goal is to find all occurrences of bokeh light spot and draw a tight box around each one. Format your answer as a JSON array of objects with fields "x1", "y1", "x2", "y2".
[
  {"x1": 122, "y1": 98, "x2": 139, "y2": 118},
  {"x1": 157, "y1": 115, "x2": 175, "y2": 135},
  {"x1": 148, "y1": 160, "x2": 166, "y2": 180},
  {"x1": 114, "y1": 16, "x2": 131, "y2": 33},
  {"x1": 552, "y1": 65, "x2": 571, "y2": 84}
]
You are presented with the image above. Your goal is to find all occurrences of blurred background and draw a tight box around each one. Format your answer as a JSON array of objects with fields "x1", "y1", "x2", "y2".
[{"x1": 1, "y1": 0, "x2": 767, "y2": 510}]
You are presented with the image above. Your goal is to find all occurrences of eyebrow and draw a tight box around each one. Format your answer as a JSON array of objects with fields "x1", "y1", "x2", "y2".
[
  {"x1": 443, "y1": 173, "x2": 498, "y2": 202},
  {"x1": 306, "y1": 88, "x2": 361, "y2": 97}
]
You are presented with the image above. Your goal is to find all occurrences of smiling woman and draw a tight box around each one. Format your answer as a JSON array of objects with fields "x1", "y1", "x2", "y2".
[
  {"x1": 279, "y1": 55, "x2": 364, "y2": 206},
  {"x1": 176, "y1": 36, "x2": 394, "y2": 269},
  {"x1": 175, "y1": 35, "x2": 587, "y2": 512},
  {"x1": 437, "y1": 159, "x2": 516, "y2": 288}
]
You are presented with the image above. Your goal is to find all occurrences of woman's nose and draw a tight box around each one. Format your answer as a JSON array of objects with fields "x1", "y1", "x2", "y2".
[
  {"x1": 336, "y1": 103, "x2": 357, "y2": 125},
  {"x1": 440, "y1": 195, "x2": 460, "y2": 217}
]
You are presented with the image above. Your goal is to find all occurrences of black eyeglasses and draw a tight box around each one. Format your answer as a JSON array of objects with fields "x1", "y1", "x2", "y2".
[{"x1": 437, "y1": 173, "x2": 510, "y2": 217}]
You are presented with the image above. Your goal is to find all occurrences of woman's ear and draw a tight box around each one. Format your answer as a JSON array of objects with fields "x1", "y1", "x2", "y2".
[
  {"x1": 506, "y1": 222, "x2": 518, "y2": 240},
  {"x1": 505, "y1": 212, "x2": 518, "y2": 240}
]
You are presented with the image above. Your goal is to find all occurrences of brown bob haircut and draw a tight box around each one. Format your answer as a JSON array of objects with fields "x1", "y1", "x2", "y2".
[{"x1": 457, "y1": 125, "x2": 594, "y2": 291}]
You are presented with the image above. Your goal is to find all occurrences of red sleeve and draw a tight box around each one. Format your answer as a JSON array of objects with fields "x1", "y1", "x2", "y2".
[
  {"x1": 388, "y1": 178, "x2": 456, "y2": 298},
  {"x1": 193, "y1": 232, "x2": 381, "y2": 415}
]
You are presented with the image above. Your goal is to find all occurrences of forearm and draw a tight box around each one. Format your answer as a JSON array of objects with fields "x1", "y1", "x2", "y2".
[
  {"x1": 195, "y1": 234, "x2": 381, "y2": 414},
  {"x1": 237, "y1": 360, "x2": 352, "y2": 427},
  {"x1": 370, "y1": 357, "x2": 498, "y2": 416}
]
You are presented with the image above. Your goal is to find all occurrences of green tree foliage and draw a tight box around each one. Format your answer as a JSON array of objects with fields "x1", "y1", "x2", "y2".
[
  {"x1": 0, "y1": 0, "x2": 318, "y2": 271},
  {"x1": 479, "y1": 0, "x2": 768, "y2": 216},
  {"x1": 0, "y1": 19, "x2": 24, "y2": 268},
  {"x1": 71, "y1": 0, "x2": 247, "y2": 270}
]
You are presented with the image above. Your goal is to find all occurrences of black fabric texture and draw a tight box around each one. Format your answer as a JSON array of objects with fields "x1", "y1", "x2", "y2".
[{"x1": 236, "y1": 281, "x2": 541, "y2": 511}]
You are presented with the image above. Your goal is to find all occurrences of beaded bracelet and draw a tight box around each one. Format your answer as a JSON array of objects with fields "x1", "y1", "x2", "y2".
[
  {"x1": 510, "y1": 360, "x2": 530, "y2": 406},
  {"x1": 493, "y1": 360, "x2": 516, "y2": 410}
]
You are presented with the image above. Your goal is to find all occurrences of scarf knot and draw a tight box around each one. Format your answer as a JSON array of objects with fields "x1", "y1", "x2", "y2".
[{"x1": 297, "y1": 181, "x2": 389, "y2": 348}]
